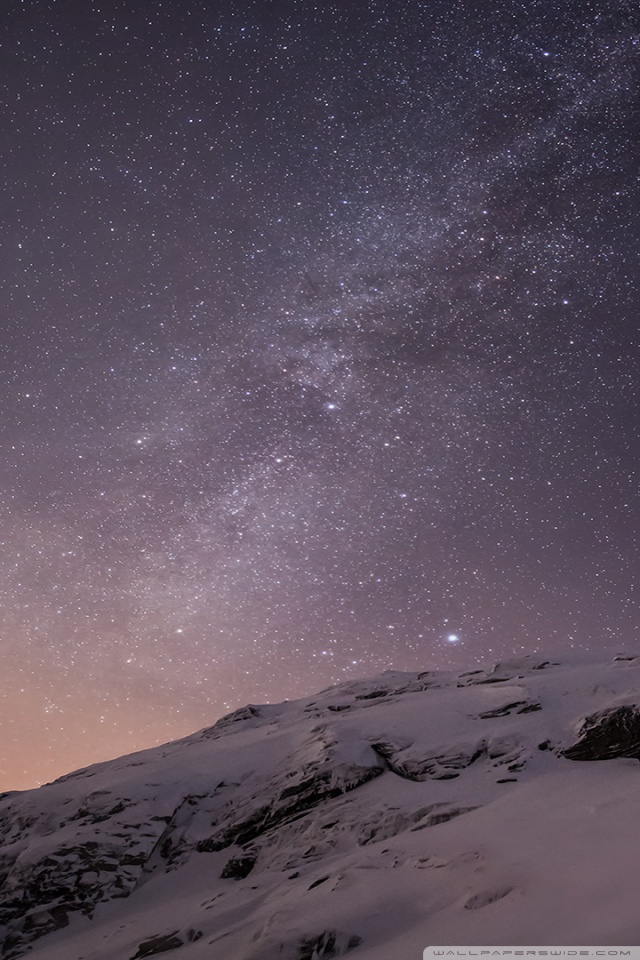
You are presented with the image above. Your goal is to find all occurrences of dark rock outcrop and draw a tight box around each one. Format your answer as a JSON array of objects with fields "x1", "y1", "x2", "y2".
[
  {"x1": 479, "y1": 701, "x2": 541, "y2": 719},
  {"x1": 563, "y1": 704, "x2": 640, "y2": 761},
  {"x1": 372, "y1": 739, "x2": 485, "y2": 781},
  {"x1": 297, "y1": 929, "x2": 362, "y2": 959},
  {"x1": 220, "y1": 854, "x2": 257, "y2": 879},
  {"x1": 131, "y1": 928, "x2": 202, "y2": 959},
  {"x1": 3, "y1": 655, "x2": 637, "y2": 960},
  {"x1": 198, "y1": 759, "x2": 384, "y2": 854}
]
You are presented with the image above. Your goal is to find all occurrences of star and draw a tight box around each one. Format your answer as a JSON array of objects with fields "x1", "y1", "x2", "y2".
[{"x1": 0, "y1": 0, "x2": 637, "y2": 790}]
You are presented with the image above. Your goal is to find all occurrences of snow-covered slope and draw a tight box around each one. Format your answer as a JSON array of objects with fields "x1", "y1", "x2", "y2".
[{"x1": 4, "y1": 654, "x2": 640, "y2": 959}]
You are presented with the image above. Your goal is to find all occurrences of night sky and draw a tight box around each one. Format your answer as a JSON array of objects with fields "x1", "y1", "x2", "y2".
[{"x1": 2, "y1": 0, "x2": 638, "y2": 791}]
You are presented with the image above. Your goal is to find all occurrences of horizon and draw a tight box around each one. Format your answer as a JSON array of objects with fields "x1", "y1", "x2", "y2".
[
  {"x1": 1, "y1": 0, "x2": 638, "y2": 792},
  {"x1": 10, "y1": 648, "x2": 638, "y2": 794}
]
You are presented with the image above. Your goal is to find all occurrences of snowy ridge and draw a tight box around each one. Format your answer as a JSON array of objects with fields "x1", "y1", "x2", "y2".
[{"x1": 3, "y1": 654, "x2": 640, "y2": 958}]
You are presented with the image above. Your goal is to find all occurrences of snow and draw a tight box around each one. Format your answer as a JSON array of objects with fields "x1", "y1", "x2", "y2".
[{"x1": 3, "y1": 654, "x2": 640, "y2": 959}]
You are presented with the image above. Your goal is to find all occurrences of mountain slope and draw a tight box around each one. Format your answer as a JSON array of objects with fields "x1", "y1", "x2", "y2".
[{"x1": 3, "y1": 654, "x2": 640, "y2": 959}]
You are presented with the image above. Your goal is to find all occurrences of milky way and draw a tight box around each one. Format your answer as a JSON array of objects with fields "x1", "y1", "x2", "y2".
[{"x1": 1, "y1": 0, "x2": 638, "y2": 789}]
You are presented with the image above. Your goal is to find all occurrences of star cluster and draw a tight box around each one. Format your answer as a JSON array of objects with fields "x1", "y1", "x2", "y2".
[{"x1": 1, "y1": 0, "x2": 638, "y2": 789}]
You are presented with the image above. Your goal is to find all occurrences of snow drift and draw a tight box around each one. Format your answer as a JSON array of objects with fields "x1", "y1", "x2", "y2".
[{"x1": 3, "y1": 654, "x2": 640, "y2": 959}]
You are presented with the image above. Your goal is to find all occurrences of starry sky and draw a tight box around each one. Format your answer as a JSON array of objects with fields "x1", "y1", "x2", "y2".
[{"x1": 1, "y1": 0, "x2": 638, "y2": 790}]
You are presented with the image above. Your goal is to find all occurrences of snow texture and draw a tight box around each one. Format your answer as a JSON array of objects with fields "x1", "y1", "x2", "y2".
[{"x1": 3, "y1": 654, "x2": 640, "y2": 958}]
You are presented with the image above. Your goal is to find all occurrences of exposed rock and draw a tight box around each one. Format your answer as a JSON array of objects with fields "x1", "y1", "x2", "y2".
[
  {"x1": 220, "y1": 854, "x2": 257, "y2": 879},
  {"x1": 5, "y1": 655, "x2": 640, "y2": 960},
  {"x1": 131, "y1": 932, "x2": 184, "y2": 958},
  {"x1": 563, "y1": 704, "x2": 640, "y2": 761},
  {"x1": 461, "y1": 656, "x2": 555, "y2": 686},
  {"x1": 0, "y1": 786, "x2": 186, "y2": 958},
  {"x1": 198, "y1": 751, "x2": 385, "y2": 852},
  {"x1": 307, "y1": 874, "x2": 330, "y2": 889},
  {"x1": 131, "y1": 928, "x2": 202, "y2": 959},
  {"x1": 479, "y1": 701, "x2": 541, "y2": 718},
  {"x1": 411, "y1": 805, "x2": 479, "y2": 829},
  {"x1": 372, "y1": 739, "x2": 485, "y2": 781},
  {"x1": 297, "y1": 929, "x2": 362, "y2": 959}
]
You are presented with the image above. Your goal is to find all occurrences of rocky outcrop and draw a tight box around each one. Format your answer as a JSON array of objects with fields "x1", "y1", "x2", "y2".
[
  {"x1": 131, "y1": 928, "x2": 203, "y2": 959},
  {"x1": 563, "y1": 704, "x2": 640, "y2": 761},
  {"x1": 297, "y1": 930, "x2": 362, "y2": 959},
  {"x1": 478, "y1": 700, "x2": 541, "y2": 718},
  {"x1": 220, "y1": 854, "x2": 257, "y2": 879},
  {"x1": 458, "y1": 656, "x2": 555, "y2": 686},
  {"x1": 4, "y1": 655, "x2": 640, "y2": 960},
  {"x1": 197, "y1": 744, "x2": 385, "y2": 855},
  {"x1": 0, "y1": 789, "x2": 182, "y2": 958},
  {"x1": 371, "y1": 738, "x2": 486, "y2": 781}
]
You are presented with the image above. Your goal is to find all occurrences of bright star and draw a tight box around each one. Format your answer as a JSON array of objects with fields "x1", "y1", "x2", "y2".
[{"x1": 447, "y1": 633, "x2": 460, "y2": 643}]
